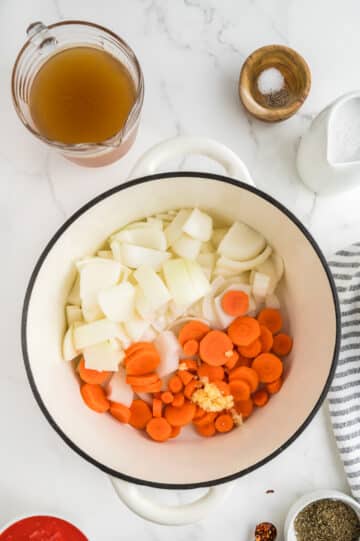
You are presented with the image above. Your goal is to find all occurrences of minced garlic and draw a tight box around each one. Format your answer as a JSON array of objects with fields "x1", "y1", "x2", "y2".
[
  {"x1": 191, "y1": 381, "x2": 234, "y2": 412},
  {"x1": 230, "y1": 408, "x2": 243, "y2": 426}
]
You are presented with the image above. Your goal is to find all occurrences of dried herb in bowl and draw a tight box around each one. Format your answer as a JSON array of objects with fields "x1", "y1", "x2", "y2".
[{"x1": 294, "y1": 498, "x2": 360, "y2": 541}]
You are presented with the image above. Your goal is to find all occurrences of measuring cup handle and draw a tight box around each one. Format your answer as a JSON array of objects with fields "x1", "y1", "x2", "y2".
[
  {"x1": 130, "y1": 136, "x2": 254, "y2": 185},
  {"x1": 110, "y1": 477, "x2": 234, "y2": 525}
]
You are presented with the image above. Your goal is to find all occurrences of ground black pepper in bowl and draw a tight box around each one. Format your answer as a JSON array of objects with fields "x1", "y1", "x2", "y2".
[{"x1": 294, "y1": 498, "x2": 360, "y2": 541}]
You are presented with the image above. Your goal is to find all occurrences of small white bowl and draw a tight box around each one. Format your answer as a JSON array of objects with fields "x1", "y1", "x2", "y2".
[{"x1": 284, "y1": 489, "x2": 360, "y2": 541}]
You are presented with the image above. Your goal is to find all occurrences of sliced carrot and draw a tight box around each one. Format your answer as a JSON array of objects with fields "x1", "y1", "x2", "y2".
[
  {"x1": 253, "y1": 390, "x2": 269, "y2": 407},
  {"x1": 236, "y1": 354, "x2": 252, "y2": 367},
  {"x1": 196, "y1": 422, "x2": 216, "y2": 437},
  {"x1": 199, "y1": 330, "x2": 233, "y2": 366},
  {"x1": 193, "y1": 406, "x2": 206, "y2": 420},
  {"x1": 165, "y1": 401, "x2": 196, "y2": 426},
  {"x1": 146, "y1": 417, "x2": 172, "y2": 442},
  {"x1": 161, "y1": 391, "x2": 174, "y2": 404},
  {"x1": 252, "y1": 353, "x2": 283, "y2": 383},
  {"x1": 193, "y1": 412, "x2": 217, "y2": 427},
  {"x1": 235, "y1": 398, "x2": 254, "y2": 418},
  {"x1": 228, "y1": 316, "x2": 260, "y2": 346},
  {"x1": 81, "y1": 384, "x2": 110, "y2": 413},
  {"x1": 267, "y1": 378, "x2": 283, "y2": 394},
  {"x1": 152, "y1": 398, "x2": 163, "y2": 418},
  {"x1": 259, "y1": 325, "x2": 274, "y2": 353},
  {"x1": 183, "y1": 339, "x2": 199, "y2": 356},
  {"x1": 110, "y1": 402, "x2": 131, "y2": 423},
  {"x1": 178, "y1": 370, "x2": 193, "y2": 386},
  {"x1": 170, "y1": 425, "x2": 181, "y2": 439},
  {"x1": 172, "y1": 393, "x2": 185, "y2": 408},
  {"x1": 184, "y1": 379, "x2": 199, "y2": 399},
  {"x1": 153, "y1": 392, "x2": 162, "y2": 400},
  {"x1": 229, "y1": 366, "x2": 259, "y2": 393},
  {"x1": 125, "y1": 341, "x2": 155, "y2": 357},
  {"x1": 238, "y1": 339, "x2": 262, "y2": 359},
  {"x1": 131, "y1": 379, "x2": 162, "y2": 394},
  {"x1": 168, "y1": 375, "x2": 184, "y2": 394},
  {"x1": 229, "y1": 379, "x2": 251, "y2": 401},
  {"x1": 225, "y1": 351, "x2": 239, "y2": 370},
  {"x1": 214, "y1": 380, "x2": 231, "y2": 396},
  {"x1": 77, "y1": 358, "x2": 111, "y2": 385},
  {"x1": 129, "y1": 399, "x2": 152, "y2": 429},
  {"x1": 221, "y1": 290, "x2": 249, "y2": 316},
  {"x1": 126, "y1": 350, "x2": 160, "y2": 376},
  {"x1": 215, "y1": 414, "x2": 234, "y2": 433},
  {"x1": 178, "y1": 321, "x2": 210, "y2": 346},
  {"x1": 272, "y1": 333, "x2": 293, "y2": 356},
  {"x1": 180, "y1": 358, "x2": 198, "y2": 372},
  {"x1": 197, "y1": 364, "x2": 225, "y2": 382},
  {"x1": 257, "y1": 308, "x2": 283, "y2": 334},
  {"x1": 126, "y1": 373, "x2": 159, "y2": 386}
]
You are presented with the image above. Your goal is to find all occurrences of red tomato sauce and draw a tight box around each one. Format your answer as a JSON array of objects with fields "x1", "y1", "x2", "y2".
[{"x1": 0, "y1": 516, "x2": 88, "y2": 540}]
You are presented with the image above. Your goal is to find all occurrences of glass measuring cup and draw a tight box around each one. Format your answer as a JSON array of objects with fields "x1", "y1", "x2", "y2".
[{"x1": 12, "y1": 21, "x2": 144, "y2": 167}]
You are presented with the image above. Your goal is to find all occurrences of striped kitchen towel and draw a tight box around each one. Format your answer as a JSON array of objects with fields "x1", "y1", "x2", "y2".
[{"x1": 328, "y1": 243, "x2": 360, "y2": 501}]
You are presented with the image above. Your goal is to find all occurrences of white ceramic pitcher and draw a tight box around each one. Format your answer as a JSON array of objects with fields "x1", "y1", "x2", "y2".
[{"x1": 297, "y1": 91, "x2": 360, "y2": 195}]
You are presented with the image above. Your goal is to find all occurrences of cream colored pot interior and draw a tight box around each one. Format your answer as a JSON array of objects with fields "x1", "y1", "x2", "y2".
[{"x1": 24, "y1": 176, "x2": 337, "y2": 486}]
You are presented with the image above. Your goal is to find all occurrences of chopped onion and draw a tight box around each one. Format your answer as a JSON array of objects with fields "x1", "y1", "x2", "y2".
[
  {"x1": 124, "y1": 316, "x2": 150, "y2": 341},
  {"x1": 121, "y1": 244, "x2": 170, "y2": 270},
  {"x1": 62, "y1": 326, "x2": 78, "y2": 361},
  {"x1": 216, "y1": 245, "x2": 272, "y2": 273},
  {"x1": 66, "y1": 305, "x2": 83, "y2": 326},
  {"x1": 197, "y1": 253, "x2": 216, "y2": 279},
  {"x1": 67, "y1": 275, "x2": 81, "y2": 306},
  {"x1": 140, "y1": 326, "x2": 157, "y2": 342},
  {"x1": 182, "y1": 208, "x2": 213, "y2": 242},
  {"x1": 201, "y1": 276, "x2": 226, "y2": 327},
  {"x1": 107, "y1": 368, "x2": 134, "y2": 406},
  {"x1": 212, "y1": 228, "x2": 228, "y2": 248},
  {"x1": 110, "y1": 240, "x2": 123, "y2": 262},
  {"x1": 265, "y1": 293, "x2": 281, "y2": 309},
  {"x1": 98, "y1": 282, "x2": 135, "y2": 322},
  {"x1": 74, "y1": 319, "x2": 121, "y2": 349},
  {"x1": 154, "y1": 330, "x2": 182, "y2": 377},
  {"x1": 97, "y1": 250, "x2": 113, "y2": 259},
  {"x1": 252, "y1": 272, "x2": 271, "y2": 298},
  {"x1": 83, "y1": 341, "x2": 124, "y2": 371},
  {"x1": 165, "y1": 209, "x2": 192, "y2": 246},
  {"x1": 134, "y1": 266, "x2": 171, "y2": 311},
  {"x1": 218, "y1": 222, "x2": 266, "y2": 261},
  {"x1": 146, "y1": 217, "x2": 164, "y2": 230},
  {"x1": 136, "y1": 392, "x2": 152, "y2": 404},
  {"x1": 255, "y1": 253, "x2": 284, "y2": 294},
  {"x1": 172, "y1": 234, "x2": 202, "y2": 260},
  {"x1": 163, "y1": 259, "x2": 195, "y2": 307},
  {"x1": 112, "y1": 226, "x2": 167, "y2": 251}
]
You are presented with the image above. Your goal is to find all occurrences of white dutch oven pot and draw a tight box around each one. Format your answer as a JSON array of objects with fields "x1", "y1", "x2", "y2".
[{"x1": 22, "y1": 137, "x2": 340, "y2": 526}]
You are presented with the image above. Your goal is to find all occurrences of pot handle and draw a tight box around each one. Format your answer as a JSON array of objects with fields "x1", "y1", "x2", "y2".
[
  {"x1": 110, "y1": 477, "x2": 234, "y2": 525},
  {"x1": 130, "y1": 136, "x2": 254, "y2": 185}
]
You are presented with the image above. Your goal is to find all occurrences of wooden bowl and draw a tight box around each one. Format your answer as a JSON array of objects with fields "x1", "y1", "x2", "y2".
[{"x1": 239, "y1": 44, "x2": 311, "y2": 122}]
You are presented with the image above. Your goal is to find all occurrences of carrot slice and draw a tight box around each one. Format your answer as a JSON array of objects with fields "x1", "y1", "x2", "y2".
[
  {"x1": 125, "y1": 342, "x2": 155, "y2": 357},
  {"x1": 229, "y1": 379, "x2": 251, "y2": 401},
  {"x1": 236, "y1": 354, "x2": 252, "y2": 367},
  {"x1": 178, "y1": 321, "x2": 210, "y2": 346},
  {"x1": 131, "y1": 379, "x2": 162, "y2": 393},
  {"x1": 110, "y1": 402, "x2": 131, "y2": 423},
  {"x1": 161, "y1": 391, "x2": 174, "y2": 404},
  {"x1": 81, "y1": 384, "x2": 110, "y2": 413},
  {"x1": 229, "y1": 366, "x2": 259, "y2": 393},
  {"x1": 252, "y1": 353, "x2": 283, "y2": 383},
  {"x1": 193, "y1": 406, "x2": 206, "y2": 420},
  {"x1": 170, "y1": 425, "x2": 182, "y2": 439},
  {"x1": 196, "y1": 422, "x2": 216, "y2": 437},
  {"x1": 228, "y1": 317, "x2": 261, "y2": 346},
  {"x1": 129, "y1": 399, "x2": 152, "y2": 429},
  {"x1": 221, "y1": 290, "x2": 249, "y2": 317},
  {"x1": 152, "y1": 398, "x2": 163, "y2": 418},
  {"x1": 193, "y1": 412, "x2": 217, "y2": 427},
  {"x1": 126, "y1": 373, "x2": 159, "y2": 386},
  {"x1": 126, "y1": 350, "x2": 160, "y2": 376},
  {"x1": 199, "y1": 330, "x2": 233, "y2": 366},
  {"x1": 165, "y1": 401, "x2": 196, "y2": 426},
  {"x1": 178, "y1": 370, "x2": 193, "y2": 386},
  {"x1": 184, "y1": 379, "x2": 199, "y2": 399},
  {"x1": 267, "y1": 378, "x2": 283, "y2": 394},
  {"x1": 259, "y1": 325, "x2": 274, "y2": 353},
  {"x1": 253, "y1": 390, "x2": 269, "y2": 407},
  {"x1": 215, "y1": 414, "x2": 234, "y2": 433},
  {"x1": 225, "y1": 351, "x2": 239, "y2": 370},
  {"x1": 172, "y1": 393, "x2": 185, "y2": 408},
  {"x1": 146, "y1": 417, "x2": 172, "y2": 442},
  {"x1": 214, "y1": 380, "x2": 231, "y2": 396},
  {"x1": 238, "y1": 339, "x2": 262, "y2": 359},
  {"x1": 168, "y1": 375, "x2": 184, "y2": 394},
  {"x1": 180, "y1": 359, "x2": 198, "y2": 372},
  {"x1": 78, "y1": 358, "x2": 111, "y2": 385},
  {"x1": 272, "y1": 334, "x2": 293, "y2": 356},
  {"x1": 257, "y1": 308, "x2": 283, "y2": 334},
  {"x1": 183, "y1": 339, "x2": 199, "y2": 356},
  {"x1": 235, "y1": 398, "x2": 254, "y2": 418},
  {"x1": 197, "y1": 364, "x2": 225, "y2": 382}
]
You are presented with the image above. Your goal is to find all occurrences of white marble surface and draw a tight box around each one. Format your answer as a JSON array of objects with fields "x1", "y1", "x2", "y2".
[{"x1": 1, "y1": 0, "x2": 360, "y2": 538}]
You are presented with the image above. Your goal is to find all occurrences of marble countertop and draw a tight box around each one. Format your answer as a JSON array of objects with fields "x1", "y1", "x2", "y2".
[{"x1": 1, "y1": 0, "x2": 360, "y2": 539}]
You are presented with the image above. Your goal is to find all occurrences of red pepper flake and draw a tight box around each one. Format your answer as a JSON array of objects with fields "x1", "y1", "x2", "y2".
[
  {"x1": 255, "y1": 522, "x2": 277, "y2": 541},
  {"x1": 0, "y1": 516, "x2": 88, "y2": 541}
]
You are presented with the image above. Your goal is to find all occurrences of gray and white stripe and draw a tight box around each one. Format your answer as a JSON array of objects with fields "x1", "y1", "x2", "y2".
[{"x1": 328, "y1": 243, "x2": 360, "y2": 500}]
